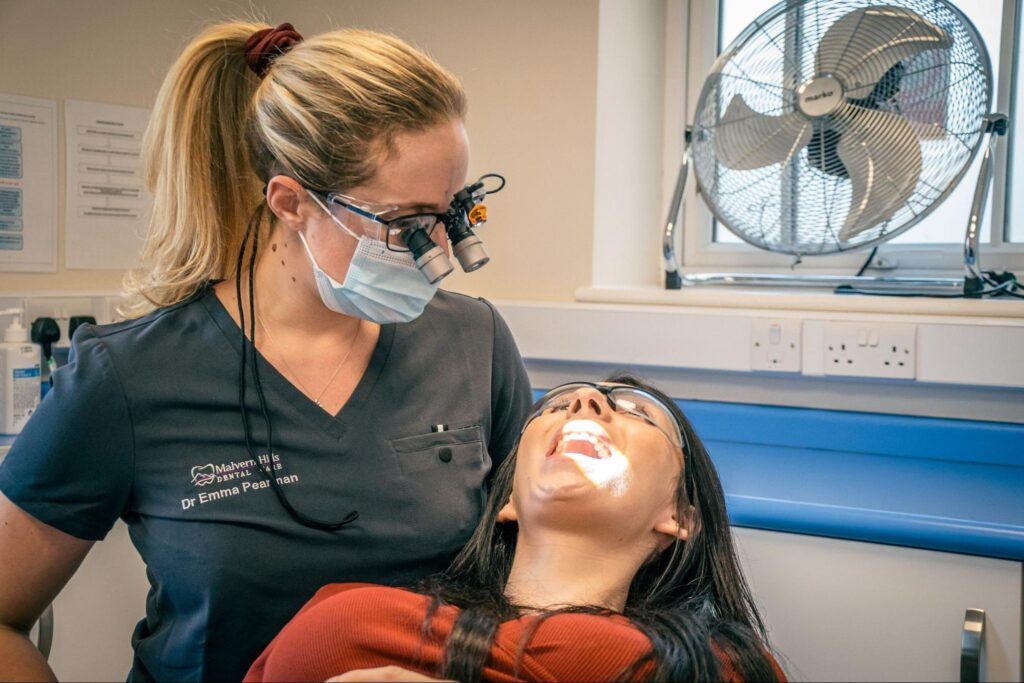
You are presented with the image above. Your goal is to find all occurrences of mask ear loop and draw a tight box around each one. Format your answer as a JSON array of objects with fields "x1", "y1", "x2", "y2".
[
  {"x1": 306, "y1": 190, "x2": 364, "y2": 241},
  {"x1": 235, "y1": 204, "x2": 359, "y2": 532}
]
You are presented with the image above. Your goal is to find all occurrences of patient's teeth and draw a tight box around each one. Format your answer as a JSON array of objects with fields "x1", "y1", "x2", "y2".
[{"x1": 558, "y1": 432, "x2": 612, "y2": 459}]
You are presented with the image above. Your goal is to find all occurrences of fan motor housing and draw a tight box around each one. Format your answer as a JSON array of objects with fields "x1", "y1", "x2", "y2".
[{"x1": 797, "y1": 75, "x2": 844, "y2": 118}]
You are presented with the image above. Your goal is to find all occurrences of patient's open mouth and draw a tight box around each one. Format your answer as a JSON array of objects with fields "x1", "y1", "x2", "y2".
[{"x1": 547, "y1": 420, "x2": 614, "y2": 459}]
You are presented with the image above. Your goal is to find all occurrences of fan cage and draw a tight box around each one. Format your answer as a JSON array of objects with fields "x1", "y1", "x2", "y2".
[{"x1": 691, "y1": 0, "x2": 993, "y2": 256}]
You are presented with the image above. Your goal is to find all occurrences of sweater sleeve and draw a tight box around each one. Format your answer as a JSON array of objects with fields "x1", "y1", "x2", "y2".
[
  {"x1": 243, "y1": 584, "x2": 452, "y2": 683},
  {"x1": 243, "y1": 583, "x2": 377, "y2": 682},
  {"x1": 515, "y1": 613, "x2": 657, "y2": 682}
]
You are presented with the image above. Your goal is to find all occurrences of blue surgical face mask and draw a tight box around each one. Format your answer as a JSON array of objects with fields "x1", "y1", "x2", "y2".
[{"x1": 299, "y1": 194, "x2": 440, "y2": 324}]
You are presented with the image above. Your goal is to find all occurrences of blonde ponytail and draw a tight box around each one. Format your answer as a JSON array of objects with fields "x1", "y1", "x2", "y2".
[
  {"x1": 121, "y1": 22, "x2": 264, "y2": 317},
  {"x1": 122, "y1": 21, "x2": 466, "y2": 317}
]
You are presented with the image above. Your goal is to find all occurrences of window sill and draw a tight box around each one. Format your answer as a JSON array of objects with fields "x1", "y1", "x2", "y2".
[{"x1": 575, "y1": 285, "x2": 1024, "y2": 320}]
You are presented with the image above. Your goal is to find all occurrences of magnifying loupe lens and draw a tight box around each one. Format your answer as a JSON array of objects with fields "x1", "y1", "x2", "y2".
[
  {"x1": 416, "y1": 246, "x2": 454, "y2": 283},
  {"x1": 452, "y1": 234, "x2": 489, "y2": 272}
]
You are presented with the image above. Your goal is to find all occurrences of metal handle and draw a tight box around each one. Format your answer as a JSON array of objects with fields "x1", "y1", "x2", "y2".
[
  {"x1": 33, "y1": 604, "x2": 53, "y2": 660},
  {"x1": 960, "y1": 607, "x2": 985, "y2": 683},
  {"x1": 662, "y1": 129, "x2": 692, "y2": 290},
  {"x1": 963, "y1": 113, "x2": 1008, "y2": 283}
]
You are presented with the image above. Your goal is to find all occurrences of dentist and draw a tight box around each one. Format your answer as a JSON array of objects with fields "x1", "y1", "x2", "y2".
[{"x1": 0, "y1": 21, "x2": 531, "y2": 682}]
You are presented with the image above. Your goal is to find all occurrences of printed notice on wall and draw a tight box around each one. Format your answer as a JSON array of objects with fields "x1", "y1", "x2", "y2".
[
  {"x1": 64, "y1": 99, "x2": 152, "y2": 269},
  {"x1": 0, "y1": 94, "x2": 58, "y2": 272}
]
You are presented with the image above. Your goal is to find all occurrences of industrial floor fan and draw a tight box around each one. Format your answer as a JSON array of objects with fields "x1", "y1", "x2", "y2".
[{"x1": 662, "y1": 0, "x2": 1019, "y2": 297}]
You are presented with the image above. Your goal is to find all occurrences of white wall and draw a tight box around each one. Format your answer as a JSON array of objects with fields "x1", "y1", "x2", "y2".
[
  {"x1": 592, "y1": 0, "x2": 668, "y2": 289},
  {"x1": 0, "y1": 0, "x2": 602, "y2": 302}
]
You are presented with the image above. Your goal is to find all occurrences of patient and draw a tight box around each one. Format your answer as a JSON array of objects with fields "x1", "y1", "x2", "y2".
[{"x1": 245, "y1": 375, "x2": 785, "y2": 682}]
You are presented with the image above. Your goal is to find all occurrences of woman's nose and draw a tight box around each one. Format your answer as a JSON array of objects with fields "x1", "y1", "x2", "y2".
[{"x1": 567, "y1": 389, "x2": 612, "y2": 421}]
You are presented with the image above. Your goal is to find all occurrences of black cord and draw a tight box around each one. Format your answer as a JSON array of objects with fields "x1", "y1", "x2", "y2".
[
  {"x1": 837, "y1": 268, "x2": 1024, "y2": 299},
  {"x1": 479, "y1": 172, "x2": 506, "y2": 194},
  {"x1": 235, "y1": 212, "x2": 253, "y2": 481},
  {"x1": 981, "y1": 270, "x2": 1024, "y2": 299},
  {"x1": 852, "y1": 252, "x2": 1024, "y2": 298},
  {"x1": 235, "y1": 206, "x2": 358, "y2": 532},
  {"x1": 855, "y1": 247, "x2": 878, "y2": 277},
  {"x1": 835, "y1": 279, "x2": 1016, "y2": 298}
]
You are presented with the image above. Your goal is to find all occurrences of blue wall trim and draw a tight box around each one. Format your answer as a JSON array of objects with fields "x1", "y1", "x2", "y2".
[
  {"x1": 679, "y1": 399, "x2": 1023, "y2": 468},
  {"x1": 531, "y1": 389, "x2": 1024, "y2": 560}
]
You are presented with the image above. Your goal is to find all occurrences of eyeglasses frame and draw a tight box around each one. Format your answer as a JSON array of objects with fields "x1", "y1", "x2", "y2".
[
  {"x1": 527, "y1": 381, "x2": 688, "y2": 453},
  {"x1": 310, "y1": 189, "x2": 449, "y2": 253}
]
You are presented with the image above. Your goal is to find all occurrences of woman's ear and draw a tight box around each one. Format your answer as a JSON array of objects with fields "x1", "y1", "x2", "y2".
[
  {"x1": 496, "y1": 496, "x2": 518, "y2": 523},
  {"x1": 653, "y1": 504, "x2": 695, "y2": 544},
  {"x1": 653, "y1": 518, "x2": 688, "y2": 542},
  {"x1": 265, "y1": 175, "x2": 308, "y2": 229}
]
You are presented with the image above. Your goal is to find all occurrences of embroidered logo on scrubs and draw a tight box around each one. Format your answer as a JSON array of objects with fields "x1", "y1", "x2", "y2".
[
  {"x1": 188, "y1": 455, "x2": 281, "y2": 487},
  {"x1": 190, "y1": 465, "x2": 216, "y2": 486},
  {"x1": 181, "y1": 452, "x2": 299, "y2": 512}
]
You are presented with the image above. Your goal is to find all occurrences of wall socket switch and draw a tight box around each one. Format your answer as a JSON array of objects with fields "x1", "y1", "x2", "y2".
[
  {"x1": 750, "y1": 318, "x2": 802, "y2": 372},
  {"x1": 823, "y1": 321, "x2": 916, "y2": 380}
]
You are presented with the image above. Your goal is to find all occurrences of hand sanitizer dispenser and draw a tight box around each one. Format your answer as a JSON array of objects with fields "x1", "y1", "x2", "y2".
[{"x1": 0, "y1": 308, "x2": 41, "y2": 435}]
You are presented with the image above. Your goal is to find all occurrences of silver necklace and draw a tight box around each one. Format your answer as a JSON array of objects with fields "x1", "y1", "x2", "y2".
[{"x1": 256, "y1": 309, "x2": 363, "y2": 407}]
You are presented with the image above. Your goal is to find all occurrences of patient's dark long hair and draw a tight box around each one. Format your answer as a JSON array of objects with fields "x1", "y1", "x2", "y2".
[{"x1": 417, "y1": 374, "x2": 782, "y2": 681}]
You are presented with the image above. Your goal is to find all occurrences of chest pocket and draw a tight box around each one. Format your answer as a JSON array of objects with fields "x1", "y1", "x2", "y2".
[{"x1": 391, "y1": 425, "x2": 486, "y2": 475}]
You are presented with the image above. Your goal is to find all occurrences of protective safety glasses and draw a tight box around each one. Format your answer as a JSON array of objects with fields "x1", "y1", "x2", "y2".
[
  {"x1": 527, "y1": 382, "x2": 686, "y2": 451},
  {"x1": 319, "y1": 191, "x2": 448, "y2": 252}
]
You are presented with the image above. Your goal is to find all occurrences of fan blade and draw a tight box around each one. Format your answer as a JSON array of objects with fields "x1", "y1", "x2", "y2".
[
  {"x1": 833, "y1": 103, "x2": 922, "y2": 241},
  {"x1": 816, "y1": 6, "x2": 952, "y2": 99},
  {"x1": 714, "y1": 95, "x2": 812, "y2": 170}
]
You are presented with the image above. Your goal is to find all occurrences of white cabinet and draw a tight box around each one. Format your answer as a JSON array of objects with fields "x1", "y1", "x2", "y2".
[
  {"x1": 45, "y1": 520, "x2": 149, "y2": 681},
  {"x1": 733, "y1": 527, "x2": 1023, "y2": 682}
]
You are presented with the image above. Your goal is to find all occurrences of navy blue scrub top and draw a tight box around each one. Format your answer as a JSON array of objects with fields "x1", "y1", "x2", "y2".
[{"x1": 0, "y1": 285, "x2": 533, "y2": 681}]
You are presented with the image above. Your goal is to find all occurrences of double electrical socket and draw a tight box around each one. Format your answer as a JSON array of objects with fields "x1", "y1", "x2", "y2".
[
  {"x1": 751, "y1": 318, "x2": 918, "y2": 379},
  {"x1": 822, "y1": 321, "x2": 917, "y2": 380}
]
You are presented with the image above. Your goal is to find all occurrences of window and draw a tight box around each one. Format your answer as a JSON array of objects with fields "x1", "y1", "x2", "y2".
[
  {"x1": 1006, "y1": 0, "x2": 1024, "y2": 243},
  {"x1": 679, "y1": 0, "x2": 1024, "y2": 273}
]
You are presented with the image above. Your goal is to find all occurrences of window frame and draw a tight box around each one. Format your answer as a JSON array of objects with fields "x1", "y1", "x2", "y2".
[{"x1": 673, "y1": 0, "x2": 1024, "y2": 274}]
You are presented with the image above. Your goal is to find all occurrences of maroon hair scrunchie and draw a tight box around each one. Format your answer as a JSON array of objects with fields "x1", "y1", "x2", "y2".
[{"x1": 245, "y1": 22, "x2": 304, "y2": 78}]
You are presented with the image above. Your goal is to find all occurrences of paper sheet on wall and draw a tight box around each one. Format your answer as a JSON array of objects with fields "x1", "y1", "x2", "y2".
[
  {"x1": 64, "y1": 99, "x2": 152, "y2": 270},
  {"x1": 0, "y1": 93, "x2": 58, "y2": 272}
]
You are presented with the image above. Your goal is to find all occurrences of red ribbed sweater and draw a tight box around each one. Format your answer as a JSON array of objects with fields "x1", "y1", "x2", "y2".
[{"x1": 245, "y1": 583, "x2": 785, "y2": 682}]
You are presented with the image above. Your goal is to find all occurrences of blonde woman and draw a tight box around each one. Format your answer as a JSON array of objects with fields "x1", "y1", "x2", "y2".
[{"x1": 0, "y1": 22, "x2": 532, "y2": 682}]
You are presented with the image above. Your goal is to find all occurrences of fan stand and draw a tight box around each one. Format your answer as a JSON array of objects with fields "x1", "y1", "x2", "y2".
[{"x1": 663, "y1": 115, "x2": 1009, "y2": 297}]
